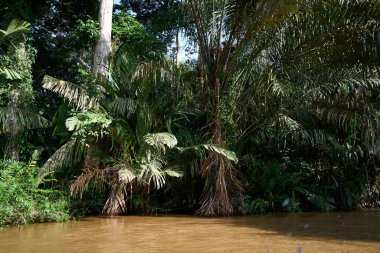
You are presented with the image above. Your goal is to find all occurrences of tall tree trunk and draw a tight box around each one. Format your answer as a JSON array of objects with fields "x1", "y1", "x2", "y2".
[
  {"x1": 84, "y1": 0, "x2": 113, "y2": 170},
  {"x1": 92, "y1": 0, "x2": 113, "y2": 78}
]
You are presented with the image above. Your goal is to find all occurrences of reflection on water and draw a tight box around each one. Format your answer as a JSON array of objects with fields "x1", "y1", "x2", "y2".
[{"x1": 1, "y1": 209, "x2": 380, "y2": 253}]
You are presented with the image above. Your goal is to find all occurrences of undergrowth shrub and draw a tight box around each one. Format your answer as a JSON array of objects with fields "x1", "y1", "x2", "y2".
[{"x1": 0, "y1": 159, "x2": 69, "y2": 227}]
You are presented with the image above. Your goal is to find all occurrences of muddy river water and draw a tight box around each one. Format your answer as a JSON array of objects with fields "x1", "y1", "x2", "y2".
[{"x1": 1, "y1": 209, "x2": 380, "y2": 252}]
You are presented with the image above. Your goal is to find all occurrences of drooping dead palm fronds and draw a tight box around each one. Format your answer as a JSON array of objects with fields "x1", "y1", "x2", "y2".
[
  {"x1": 70, "y1": 165, "x2": 129, "y2": 215},
  {"x1": 197, "y1": 154, "x2": 242, "y2": 216}
]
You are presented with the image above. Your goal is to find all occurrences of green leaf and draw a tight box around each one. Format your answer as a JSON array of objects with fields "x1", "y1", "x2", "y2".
[
  {"x1": 143, "y1": 132, "x2": 178, "y2": 149},
  {"x1": 0, "y1": 68, "x2": 22, "y2": 80},
  {"x1": 118, "y1": 167, "x2": 137, "y2": 183},
  {"x1": 177, "y1": 144, "x2": 238, "y2": 164},
  {"x1": 163, "y1": 168, "x2": 183, "y2": 178},
  {"x1": 0, "y1": 19, "x2": 30, "y2": 44}
]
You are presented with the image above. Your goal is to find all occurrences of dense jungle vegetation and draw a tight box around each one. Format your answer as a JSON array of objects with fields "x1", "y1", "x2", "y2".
[{"x1": 1, "y1": 0, "x2": 380, "y2": 226}]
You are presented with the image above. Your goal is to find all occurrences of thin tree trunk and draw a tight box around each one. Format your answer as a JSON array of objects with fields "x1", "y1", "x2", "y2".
[
  {"x1": 196, "y1": 42, "x2": 243, "y2": 215},
  {"x1": 175, "y1": 30, "x2": 180, "y2": 67},
  {"x1": 4, "y1": 90, "x2": 21, "y2": 161},
  {"x1": 4, "y1": 133, "x2": 20, "y2": 160},
  {"x1": 92, "y1": 0, "x2": 113, "y2": 78},
  {"x1": 197, "y1": 53, "x2": 207, "y2": 109}
]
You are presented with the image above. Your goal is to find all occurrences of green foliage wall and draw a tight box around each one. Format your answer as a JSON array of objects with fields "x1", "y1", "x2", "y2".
[
  {"x1": 1, "y1": 0, "x2": 380, "y2": 223},
  {"x1": 0, "y1": 158, "x2": 69, "y2": 227}
]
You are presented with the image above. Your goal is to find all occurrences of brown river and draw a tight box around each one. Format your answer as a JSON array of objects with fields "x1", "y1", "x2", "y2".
[{"x1": 1, "y1": 209, "x2": 380, "y2": 253}]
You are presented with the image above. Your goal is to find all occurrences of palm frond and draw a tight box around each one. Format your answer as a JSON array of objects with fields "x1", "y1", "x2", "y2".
[
  {"x1": 138, "y1": 153, "x2": 166, "y2": 190},
  {"x1": 118, "y1": 166, "x2": 137, "y2": 184},
  {"x1": 42, "y1": 138, "x2": 85, "y2": 174},
  {"x1": 0, "y1": 107, "x2": 48, "y2": 133},
  {"x1": 0, "y1": 19, "x2": 30, "y2": 43},
  {"x1": 132, "y1": 58, "x2": 171, "y2": 85},
  {"x1": 71, "y1": 166, "x2": 111, "y2": 199},
  {"x1": 42, "y1": 75, "x2": 99, "y2": 110},
  {"x1": 0, "y1": 67, "x2": 23, "y2": 80},
  {"x1": 143, "y1": 132, "x2": 178, "y2": 152},
  {"x1": 177, "y1": 144, "x2": 238, "y2": 164},
  {"x1": 111, "y1": 44, "x2": 139, "y2": 86},
  {"x1": 163, "y1": 166, "x2": 183, "y2": 178},
  {"x1": 108, "y1": 97, "x2": 137, "y2": 116}
]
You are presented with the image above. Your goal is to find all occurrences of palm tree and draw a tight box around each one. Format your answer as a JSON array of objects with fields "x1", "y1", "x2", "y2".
[
  {"x1": 41, "y1": 47, "x2": 189, "y2": 213},
  {"x1": 234, "y1": 0, "x2": 380, "y2": 159},
  {"x1": 185, "y1": 0, "x2": 380, "y2": 215},
  {"x1": 42, "y1": 40, "x2": 241, "y2": 213},
  {"x1": 183, "y1": 0, "x2": 302, "y2": 216}
]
